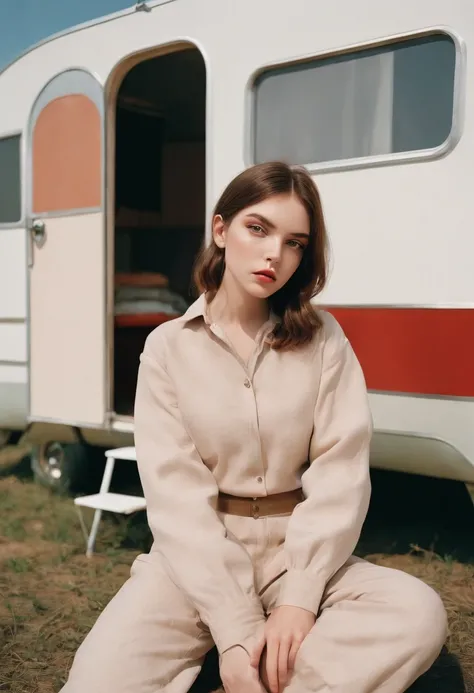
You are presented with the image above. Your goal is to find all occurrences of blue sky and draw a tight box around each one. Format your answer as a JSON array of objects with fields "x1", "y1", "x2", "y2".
[{"x1": 0, "y1": 0, "x2": 133, "y2": 72}]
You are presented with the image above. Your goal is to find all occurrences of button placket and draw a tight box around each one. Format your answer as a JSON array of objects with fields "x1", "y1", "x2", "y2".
[
  {"x1": 208, "y1": 320, "x2": 267, "y2": 494},
  {"x1": 243, "y1": 375, "x2": 268, "y2": 496}
]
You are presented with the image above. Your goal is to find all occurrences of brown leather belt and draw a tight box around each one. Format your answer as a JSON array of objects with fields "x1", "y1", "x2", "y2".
[{"x1": 217, "y1": 489, "x2": 304, "y2": 519}]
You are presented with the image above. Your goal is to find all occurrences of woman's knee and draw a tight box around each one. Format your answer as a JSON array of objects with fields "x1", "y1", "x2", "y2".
[
  {"x1": 60, "y1": 556, "x2": 211, "y2": 691},
  {"x1": 395, "y1": 574, "x2": 448, "y2": 663}
]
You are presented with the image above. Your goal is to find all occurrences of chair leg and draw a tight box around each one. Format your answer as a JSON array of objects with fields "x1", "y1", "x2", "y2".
[
  {"x1": 76, "y1": 505, "x2": 89, "y2": 547},
  {"x1": 99, "y1": 457, "x2": 116, "y2": 494},
  {"x1": 76, "y1": 456, "x2": 117, "y2": 557},
  {"x1": 86, "y1": 508, "x2": 103, "y2": 557}
]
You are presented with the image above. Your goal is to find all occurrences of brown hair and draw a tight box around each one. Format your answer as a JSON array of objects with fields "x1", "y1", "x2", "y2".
[{"x1": 193, "y1": 161, "x2": 329, "y2": 350}]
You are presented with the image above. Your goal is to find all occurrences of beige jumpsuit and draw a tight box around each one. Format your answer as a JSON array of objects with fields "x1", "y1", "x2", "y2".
[{"x1": 62, "y1": 295, "x2": 447, "y2": 692}]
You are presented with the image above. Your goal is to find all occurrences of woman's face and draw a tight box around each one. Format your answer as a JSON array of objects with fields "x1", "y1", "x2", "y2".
[{"x1": 213, "y1": 193, "x2": 310, "y2": 299}]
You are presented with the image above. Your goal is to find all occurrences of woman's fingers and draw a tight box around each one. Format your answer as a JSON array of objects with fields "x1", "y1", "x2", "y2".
[
  {"x1": 277, "y1": 636, "x2": 291, "y2": 690},
  {"x1": 250, "y1": 634, "x2": 266, "y2": 669},
  {"x1": 266, "y1": 635, "x2": 280, "y2": 693},
  {"x1": 288, "y1": 635, "x2": 303, "y2": 671}
]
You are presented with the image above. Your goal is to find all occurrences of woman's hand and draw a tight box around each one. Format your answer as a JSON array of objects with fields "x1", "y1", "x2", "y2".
[
  {"x1": 220, "y1": 645, "x2": 267, "y2": 693},
  {"x1": 250, "y1": 606, "x2": 316, "y2": 693}
]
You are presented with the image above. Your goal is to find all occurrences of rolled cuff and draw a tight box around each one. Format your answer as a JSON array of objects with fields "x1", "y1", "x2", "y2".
[
  {"x1": 211, "y1": 604, "x2": 266, "y2": 656},
  {"x1": 274, "y1": 569, "x2": 326, "y2": 616}
]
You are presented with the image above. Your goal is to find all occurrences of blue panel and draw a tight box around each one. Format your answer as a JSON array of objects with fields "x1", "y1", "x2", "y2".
[{"x1": 0, "y1": 0, "x2": 133, "y2": 71}]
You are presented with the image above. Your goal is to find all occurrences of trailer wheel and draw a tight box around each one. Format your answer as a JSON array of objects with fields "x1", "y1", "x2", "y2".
[{"x1": 31, "y1": 442, "x2": 102, "y2": 495}]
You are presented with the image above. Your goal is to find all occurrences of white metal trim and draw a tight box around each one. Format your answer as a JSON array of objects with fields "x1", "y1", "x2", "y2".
[
  {"x1": 245, "y1": 25, "x2": 466, "y2": 173},
  {"x1": 32, "y1": 207, "x2": 102, "y2": 220},
  {"x1": 103, "y1": 37, "x2": 210, "y2": 421},
  {"x1": 0, "y1": 0, "x2": 178, "y2": 80},
  {"x1": 0, "y1": 359, "x2": 27, "y2": 367},
  {"x1": 30, "y1": 70, "x2": 104, "y2": 118},
  {"x1": 369, "y1": 390, "x2": 474, "y2": 403}
]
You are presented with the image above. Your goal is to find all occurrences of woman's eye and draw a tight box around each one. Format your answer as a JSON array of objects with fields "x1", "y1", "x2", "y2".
[
  {"x1": 249, "y1": 224, "x2": 265, "y2": 234},
  {"x1": 287, "y1": 239, "x2": 305, "y2": 250}
]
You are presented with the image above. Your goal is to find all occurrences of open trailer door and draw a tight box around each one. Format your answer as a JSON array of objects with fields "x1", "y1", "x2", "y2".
[{"x1": 27, "y1": 69, "x2": 106, "y2": 427}]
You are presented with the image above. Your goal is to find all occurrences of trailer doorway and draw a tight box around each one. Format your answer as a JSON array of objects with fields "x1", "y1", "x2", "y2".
[{"x1": 112, "y1": 46, "x2": 206, "y2": 417}]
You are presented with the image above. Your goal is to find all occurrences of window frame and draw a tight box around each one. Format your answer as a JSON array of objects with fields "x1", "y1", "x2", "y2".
[
  {"x1": 0, "y1": 130, "x2": 23, "y2": 229},
  {"x1": 245, "y1": 27, "x2": 465, "y2": 174}
]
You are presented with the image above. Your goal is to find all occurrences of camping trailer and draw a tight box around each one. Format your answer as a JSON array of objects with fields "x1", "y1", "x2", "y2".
[{"x1": 0, "y1": 0, "x2": 473, "y2": 492}]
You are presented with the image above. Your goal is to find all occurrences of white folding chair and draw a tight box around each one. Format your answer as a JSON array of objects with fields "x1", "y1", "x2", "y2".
[{"x1": 74, "y1": 446, "x2": 146, "y2": 557}]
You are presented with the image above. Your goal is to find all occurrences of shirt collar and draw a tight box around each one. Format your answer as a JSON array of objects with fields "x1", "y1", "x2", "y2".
[
  {"x1": 182, "y1": 293, "x2": 280, "y2": 329},
  {"x1": 182, "y1": 293, "x2": 210, "y2": 325}
]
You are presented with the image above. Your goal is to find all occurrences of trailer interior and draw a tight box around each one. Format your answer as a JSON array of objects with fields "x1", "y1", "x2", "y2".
[{"x1": 112, "y1": 46, "x2": 206, "y2": 416}]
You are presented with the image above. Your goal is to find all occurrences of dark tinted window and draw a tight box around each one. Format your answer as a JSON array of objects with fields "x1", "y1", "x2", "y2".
[
  {"x1": 253, "y1": 34, "x2": 456, "y2": 166},
  {"x1": 0, "y1": 135, "x2": 21, "y2": 223}
]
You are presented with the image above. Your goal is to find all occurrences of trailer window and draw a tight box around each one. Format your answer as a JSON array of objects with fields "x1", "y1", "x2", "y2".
[
  {"x1": 0, "y1": 135, "x2": 21, "y2": 224},
  {"x1": 252, "y1": 33, "x2": 457, "y2": 168}
]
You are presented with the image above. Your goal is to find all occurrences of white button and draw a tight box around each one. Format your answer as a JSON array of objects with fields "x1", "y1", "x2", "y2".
[
  {"x1": 257, "y1": 477, "x2": 263, "y2": 483},
  {"x1": 244, "y1": 379, "x2": 251, "y2": 388}
]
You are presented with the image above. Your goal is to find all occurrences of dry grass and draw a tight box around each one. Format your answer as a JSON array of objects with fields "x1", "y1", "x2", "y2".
[
  {"x1": 0, "y1": 476, "x2": 140, "y2": 692},
  {"x1": 0, "y1": 446, "x2": 473, "y2": 693}
]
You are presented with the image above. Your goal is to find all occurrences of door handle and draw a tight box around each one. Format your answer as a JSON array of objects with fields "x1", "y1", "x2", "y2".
[
  {"x1": 31, "y1": 218, "x2": 46, "y2": 247},
  {"x1": 27, "y1": 218, "x2": 47, "y2": 268}
]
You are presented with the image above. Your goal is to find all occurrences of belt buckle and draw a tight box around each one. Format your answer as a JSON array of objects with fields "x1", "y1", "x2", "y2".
[{"x1": 252, "y1": 497, "x2": 260, "y2": 519}]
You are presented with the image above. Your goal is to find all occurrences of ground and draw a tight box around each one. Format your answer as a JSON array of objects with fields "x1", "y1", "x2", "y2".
[{"x1": 0, "y1": 444, "x2": 473, "y2": 693}]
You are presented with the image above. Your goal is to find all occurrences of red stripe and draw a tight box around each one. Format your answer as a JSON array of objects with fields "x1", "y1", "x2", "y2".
[{"x1": 325, "y1": 308, "x2": 474, "y2": 398}]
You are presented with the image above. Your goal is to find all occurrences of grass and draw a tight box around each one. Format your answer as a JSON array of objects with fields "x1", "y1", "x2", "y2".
[
  {"x1": 0, "y1": 477, "x2": 140, "y2": 692},
  {"x1": 0, "y1": 445, "x2": 473, "y2": 693}
]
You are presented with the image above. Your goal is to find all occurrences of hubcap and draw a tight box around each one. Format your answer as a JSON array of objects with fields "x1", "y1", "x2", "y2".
[{"x1": 40, "y1": 442, "x2": 64, "y2": 480}]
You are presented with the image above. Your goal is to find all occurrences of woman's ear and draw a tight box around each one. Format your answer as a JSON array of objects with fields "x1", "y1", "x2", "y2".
[{"x1": 212, "y1": 214, "x2": 226, "y2": 249}]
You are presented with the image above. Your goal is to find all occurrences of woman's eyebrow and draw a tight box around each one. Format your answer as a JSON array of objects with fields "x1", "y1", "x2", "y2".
[
  {"x1": 245, "y1": 212, "x2": 310, "y2": 239},
  {"x1": 244, "y1": 213, "x2": 276, "y2": 229}
]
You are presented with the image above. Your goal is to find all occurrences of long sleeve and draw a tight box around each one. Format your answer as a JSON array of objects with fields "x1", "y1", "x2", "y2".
[
  {"x1": 133, "y1": 334, "x2": 266, "y2": 654},
  {"x1": 275, "y1": 314, "x2": 372, "y2": 615}
]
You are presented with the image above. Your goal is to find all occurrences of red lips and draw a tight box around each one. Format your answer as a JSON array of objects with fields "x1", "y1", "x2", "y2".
[{"x1": 254, "y1": 269, "x2": 276, "y2": 281}]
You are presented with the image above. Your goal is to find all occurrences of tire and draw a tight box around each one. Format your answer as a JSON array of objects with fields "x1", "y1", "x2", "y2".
[{"x1": 30, "y1": 441, "x2": 104, "y2": 495}]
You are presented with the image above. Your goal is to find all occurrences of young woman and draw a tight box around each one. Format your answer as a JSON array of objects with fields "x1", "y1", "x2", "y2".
[{"x1": 62, "y1": 162, "x2": 447, "y2": 693}]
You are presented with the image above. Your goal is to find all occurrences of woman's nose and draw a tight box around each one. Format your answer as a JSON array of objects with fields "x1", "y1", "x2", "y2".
[{"x1": 265, "y1": 239, "x2": 282, "y2": 263}]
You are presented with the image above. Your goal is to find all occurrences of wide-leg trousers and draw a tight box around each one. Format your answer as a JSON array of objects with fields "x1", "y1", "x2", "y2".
[{"x1": 61, "y1": 513, "x2": 447, "y2": 693}]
